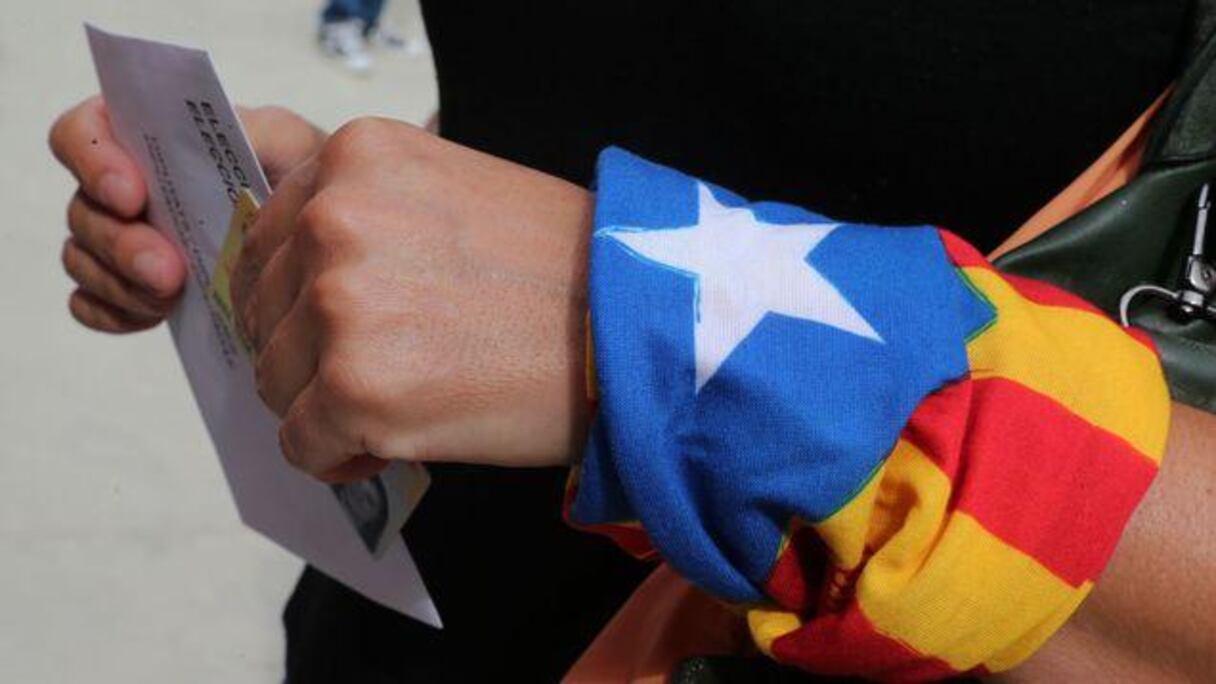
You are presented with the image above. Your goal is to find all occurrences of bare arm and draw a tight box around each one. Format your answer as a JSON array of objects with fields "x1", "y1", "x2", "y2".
[{"x1": 999, "y1": 402, "x2": 1216, "y2": 682}]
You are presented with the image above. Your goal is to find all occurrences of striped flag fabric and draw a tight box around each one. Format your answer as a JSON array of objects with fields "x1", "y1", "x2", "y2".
[{"x1": 567, "y1": 148, "x2": 1169, "y2": 679}]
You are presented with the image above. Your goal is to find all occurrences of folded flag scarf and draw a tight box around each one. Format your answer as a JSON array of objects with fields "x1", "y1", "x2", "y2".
[{"x1": 567, "y1": 148, "x2": 1170, "y2": 679}]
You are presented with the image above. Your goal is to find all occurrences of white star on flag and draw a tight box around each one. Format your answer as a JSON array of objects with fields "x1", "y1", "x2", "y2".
[{"x1": 603, "y1": 183, "x2": 883, "y2": 392}]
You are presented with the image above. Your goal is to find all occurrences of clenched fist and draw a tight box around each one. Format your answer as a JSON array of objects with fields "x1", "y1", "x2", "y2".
[{"x1": 231, "y1": 118, "x2": 593, "y2": 481}]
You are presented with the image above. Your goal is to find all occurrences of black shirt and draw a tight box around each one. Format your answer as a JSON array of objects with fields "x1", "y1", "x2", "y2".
[{"x1": 284, "y1": 3, "x2": 1188, "y2": 682}]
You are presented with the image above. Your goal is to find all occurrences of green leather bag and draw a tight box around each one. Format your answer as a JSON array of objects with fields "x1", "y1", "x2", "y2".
[{"x1": 996, "y1": 3, "x2": 1216, "y2": 412}]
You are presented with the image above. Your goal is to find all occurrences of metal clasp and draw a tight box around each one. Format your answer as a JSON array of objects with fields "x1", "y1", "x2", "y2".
[{"x1": 1119, "y1": 182, "x2": 1216, "y2": 326}]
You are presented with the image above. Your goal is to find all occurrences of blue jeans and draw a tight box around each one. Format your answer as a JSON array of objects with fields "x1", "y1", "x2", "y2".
[{"x1": 322, "y1": 0, "x2": 386, "y2": 31}]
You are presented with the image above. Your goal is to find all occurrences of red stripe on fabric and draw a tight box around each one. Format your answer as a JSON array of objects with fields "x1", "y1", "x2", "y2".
[
  {"x1": 1001, "y1": 273, "x2": 1105, "y2": 314},
  {"x1": 764, "y1": 525, "x2": 829, "y2": 612},
  {"x1": 937, "y1": 228, "x2": 1157, "y2": 352},
  {"x1": 900, "y1": 378, "x2": 973, "y2": 481},
  {"x1": 562, "y1": 475, "x2": 657, "y2": 560},
  {"x1": 577, "y1": 523, "x2": 658, "y2": 560},
  {"x1": 937, "y1": 229, "x2": 991, "y2": 269},
  {"x1": 1125, "y1": 323, "x2": 1157, "y2": 351},
  {"x1": 1001, "y1": 273, "x2": 1157, "y2": 353},
  {"x1": 770, "y1": 601, "x2": 959, "y2": 681},
  {"x1": 947, "y1": 377, "x2": 1157, "y2": 586}
]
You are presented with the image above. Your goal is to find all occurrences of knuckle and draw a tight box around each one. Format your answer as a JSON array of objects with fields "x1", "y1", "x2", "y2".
[
  {"x1": 62, "y1": 246, "x2": 100, "y2": 301},
  {"x1": 108, "y1": 227, "x2": 144, "y2": 265},
  {"x1": 254, "y1": 366, "x2": 286, "y2": 418},
  {"x1": 294, "y1": 200, "x2": 331, "y2": 247},
  {"x1": 315, "y1": 353, "x2": 379, "y2": 411},
  {"x1": 329, "y1": 117, "x2": 389, "y2": 149},
  {"x1": 253, "y1": 346, "x2": 274, "y2": 394},
  {"x1": 306, "y1": 270, "x2": 367, "y2": 324},
  {"x1": 69, "y1": 196, "x2": 118, "y2": 256},
  {"x1": 67, "y1": 291, "x2": 95, "y2": 328},
  {"x1": 66, "y1": 194, "x2": 86, "y2": 231},
  {"x1": 277, "y1": 424, "x2": 307, "y2": 470},
  {"x1": 238, "y1": 290, "x2": 259, "y2": 343},
  {"x1": 94, "y1": 221, "x2": 119, "y2": 260},
  {"x1": 324, "y1": 117, "x2": 421, "y2": 167},
  {"x1": 252, "y1": 329, "x2": 284, "y2": 385},
  {"x1": 95, "y1": 275, "x2": 127, "y2": 311},
  {"x1": 60, "y1": 240, "x2": 80, "y2": 278},
  {"x1": 296, "y1": 192, "x2": 357, "y2": 248}
]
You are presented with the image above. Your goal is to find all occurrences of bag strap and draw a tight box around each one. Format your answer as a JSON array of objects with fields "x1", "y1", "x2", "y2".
[{"x1": 989, "y1": 96, "x2": 1165, "y2": 260}]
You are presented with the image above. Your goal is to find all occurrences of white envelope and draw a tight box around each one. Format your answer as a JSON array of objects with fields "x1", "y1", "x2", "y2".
[{"x1": 86, "y1": 24, "x2": 440, "y2": 628}]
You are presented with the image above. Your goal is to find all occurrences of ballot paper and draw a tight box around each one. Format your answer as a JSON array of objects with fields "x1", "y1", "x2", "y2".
[{"x1": 86, "y1": 24, "x2": 439, "y2": 627}]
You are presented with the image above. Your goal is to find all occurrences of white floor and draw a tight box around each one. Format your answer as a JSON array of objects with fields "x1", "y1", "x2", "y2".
[{"x1": 0, "y1": 2, "x2": 437, "y2": 682}]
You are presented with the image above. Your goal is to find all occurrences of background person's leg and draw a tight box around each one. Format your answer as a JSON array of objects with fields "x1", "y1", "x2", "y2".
[
  {"x1": 321, "y1": 0, "x2": 365, "y2": 24},
  {"x1": 356, "y1": 0, "x2": 388, "y2": 33},
  {"x1": 318, "y1": 0, "x2": 374, "y2": 72}
]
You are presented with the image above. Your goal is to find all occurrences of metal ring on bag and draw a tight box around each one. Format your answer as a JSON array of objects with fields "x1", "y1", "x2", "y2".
[
  {"x1": 1119, "y1": 284, "x2": 1186, "y2": 327},
  {"x1": 1119, "y1": 182, "x2": 1216, "y2": 328}
]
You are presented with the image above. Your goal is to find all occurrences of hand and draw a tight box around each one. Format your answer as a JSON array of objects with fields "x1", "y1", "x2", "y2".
[
  {"x1": 232, "y1": 118, "x2": 593, "y2": 481},
  {"x1": 49, "y1": 96, "x2": 326, "y2": 332}
]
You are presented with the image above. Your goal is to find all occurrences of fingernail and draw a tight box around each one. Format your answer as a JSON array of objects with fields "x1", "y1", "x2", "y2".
[
  {"x1": 97, "y1": 172, "x2": 133, "y2": 209},
  {"x1": 133, "y1": 251, "x2": 169, "y2": 292}
]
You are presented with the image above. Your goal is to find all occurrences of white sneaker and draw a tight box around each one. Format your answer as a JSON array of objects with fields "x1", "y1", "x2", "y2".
[
  {"x1": 319, "y1": 19, "x2": 373, "y2": 74},
  {"x1": 371, "y1": 22, "x2": 407, "y2": 50},
  {"x1": 371, "y1": 22, "x2": 430, "y2": 57}
]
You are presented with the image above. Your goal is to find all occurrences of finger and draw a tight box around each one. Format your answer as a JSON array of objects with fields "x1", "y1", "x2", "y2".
[
  {"x1": 231, "y1": 160, "x2": 317, "y2": 321},
  {"x1": 254, "y1": 296, "x2": 318, "y2": 416},
  {"x1": 49, "y1": 96, "x2": 147, "y2": 218},
  {"x1": 315, "y1": 455, "x2": 389, "y2": 484},
  {"x1": 243, "y1": 234, "x2": 302, "y2": 352},
  {"x1": 68, "y1": 289, "x2": 161, "y2": 334},
  {"x1": 67, "y1": 191, "x2": 186, "y2": 297},
  {"x1": 278, "y1": 381, "x2": 364, "y2": 477},
  {"x1": 61, "y1": 238, "x2": 174, "y2": 319},
  {"x1": 238, "y1": 106, "x2": 327, "y2": 188}
]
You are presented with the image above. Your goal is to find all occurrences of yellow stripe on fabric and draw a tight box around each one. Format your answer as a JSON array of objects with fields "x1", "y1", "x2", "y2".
[
  {"x1": 961, "y1": 267, "x2": 1169, "y2": 462},
  {"x1": 985, "y1": 580, "x2": 1092, "y2": 673},
  {"x1": 813, "y1": 437, "x2": 951, "y2": 576},
  {"x1": 812, "y1": 460, "x2": 887, "y2": 570},
  {"x1": 867, "y1": 440, "x2": 953, "y2": 557},
  {"x1": 858, "y1": 512, "x2": 1086, "y2": 672},
  {"x1": 815, "y1": 438, "x2": 955, "y2": 620},
  {"x1": 747, "y1": 608, "x2": 803, "y2": 658}
]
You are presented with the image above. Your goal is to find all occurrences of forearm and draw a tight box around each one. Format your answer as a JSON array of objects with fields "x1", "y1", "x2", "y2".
[{"x1": 999, "y1": 402, "x2": 1216, "y2": 682}]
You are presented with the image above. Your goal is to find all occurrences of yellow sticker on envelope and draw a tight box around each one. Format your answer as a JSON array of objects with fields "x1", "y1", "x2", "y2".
[{"x1": 209, "y1": 188, "x2": 259, "y2": 354}]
